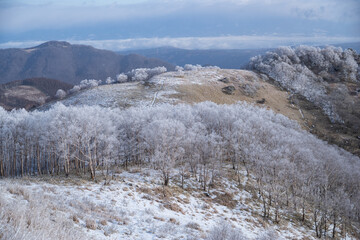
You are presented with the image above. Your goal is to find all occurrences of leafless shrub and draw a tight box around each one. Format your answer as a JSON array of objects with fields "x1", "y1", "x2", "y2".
[
  {"x1": 256, "y1": 228, "x2": 281, "y2": 240},
  {"x1": 85, "y1": 219, "x2": 97, "y2": 230},
  {"x1": 156, "y1": 222, "x2": 177, "y2": 238},
  {"x1": 104, "y1": 224, "x2": 118, "y2": 236},
  {"x1": 206, "y1": 220, "x2": 247, "y2": 240},
  {"x1": 214, "y1": 191, "x2": 237, "y2": 209},
  {"x1": 163, "y1": 202, "x2": 184, "y2": 214},
  {"x1": 169, "y1": 218, "x2": 178, "y2": 224},
  {"x1": 186, "y1": 222, "x2": 201, "y2": 231},
  {"x1": 72, "y1": 215, "x2": 79, "y2": 223},
  {"x1": 0, "y1": 183, "x2": 83, "y2": 240}
]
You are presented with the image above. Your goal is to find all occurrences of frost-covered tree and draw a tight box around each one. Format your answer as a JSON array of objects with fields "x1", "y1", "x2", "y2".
[
  {"x1": 105, "y1": 77, "x2": 115, "y2": 84},
  {"x1": 0, "y1": 101, "x2": 359, "y2": 237},
  {"x1": 126, "y1": 66, "x2": 167, "y2": 82},
  {"x1": 183, "y1": 64, "x2": 220, "y2": 71},
  {"x1": 249, "y1": 45, "x2": 359, "y2": 123},
  {"x1": 55, "y1": 89, "x2": 67, "y2": 99},
  {"x1": 175, "y1": 66, "x2": 184, "y2": 72},
  {"x1": 69, "y1": 79, "x2": 102, "y2": 94},
  {"x1": 116, "y1": 73, "x2": 128, "y2": 83},
  {"x1": 143, "y1": 118, "x2": 185, "y2": 186}
]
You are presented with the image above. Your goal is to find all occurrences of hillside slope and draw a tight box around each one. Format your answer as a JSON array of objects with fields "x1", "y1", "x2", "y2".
[
  {"x1": 0, "y1": 41, "x2": 174, "y2": 85},
  {"x1": 249, "y1": 46, "x2": 360, "y2": 155},
  {"x1": 0, "y1": 77, "x2": 73, "y2": 110},
  {"x1": 2, "y1": 100, "x2": 359, "y2": 240},
  {"x1": 0, "y1": 167, "x2": 320, "y2": 240},
  {"x1": 45, "y1": 67, "x2": 359, "y2": 155},
  {"x1": 2, "y1": 67, "x2": 360, "y2": 239}
]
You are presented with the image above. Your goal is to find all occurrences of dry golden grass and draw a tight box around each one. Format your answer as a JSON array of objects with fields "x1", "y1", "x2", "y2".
[
  {"x1": 213, "y1": 191, "x2": 237, "y2": 209},
  {"x1": 153, "y1": 216, "x2": 165, "y2": 221},
  {"x1": 163, "y1": 202, "x2": 185, "y2": 214},
  {"x1": 85, "y1": 219, "x2": 97, "y2": 230},
  {"x1": 173, "y1": 76, "x2": 305, "y2": 128},
  {"x1": 72, "y1": 215, "x2": 79, "y2": 223}
]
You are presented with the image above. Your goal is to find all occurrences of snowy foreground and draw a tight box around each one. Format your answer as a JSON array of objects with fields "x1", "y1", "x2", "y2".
[{"x1": 0, "y1": 166, "x2": 318, "y2": 240}]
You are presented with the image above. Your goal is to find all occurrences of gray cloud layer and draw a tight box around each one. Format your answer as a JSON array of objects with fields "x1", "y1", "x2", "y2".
[
  {"x1": 1, "y1": 0, "x2": 359, "y2": 32},
  {"x1": 0, "y1": 0, "x2": 359, "y2": 49},
  {"x1": 1, "y1": 35, "x2": 359, "y2": 51}
]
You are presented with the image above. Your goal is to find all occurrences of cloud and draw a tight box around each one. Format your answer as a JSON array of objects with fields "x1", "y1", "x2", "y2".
[
  {"x1": 1, "y1": 35, "x2": 359, "y2": 51},
  {"x1": 0, "y1": 0, "x2": 359, "y2": 34}
]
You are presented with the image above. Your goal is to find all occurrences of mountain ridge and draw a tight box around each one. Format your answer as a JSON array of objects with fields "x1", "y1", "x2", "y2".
[
  {"x1": 119, "y1": 47, "x2": 270, "y2": 69},
  {"x1": 0, "y1": 77, "x2": 73, "y2": 110},
  {"x1": 0, "y1": 41, "x2": 175, "y2": 85}
]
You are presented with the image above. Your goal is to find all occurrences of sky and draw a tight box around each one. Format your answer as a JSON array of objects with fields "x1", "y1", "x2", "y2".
[{"x1": 0, "y1": 0, "x2": 359, "y2": 50}]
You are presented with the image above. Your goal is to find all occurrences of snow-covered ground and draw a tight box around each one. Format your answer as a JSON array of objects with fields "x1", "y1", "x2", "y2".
[
  {"x1": 40, "y1": 68, "x2": 265, "y2": 110},
  {"x1": 0, "y1": 165, "x2": 319, "y2": 240}
]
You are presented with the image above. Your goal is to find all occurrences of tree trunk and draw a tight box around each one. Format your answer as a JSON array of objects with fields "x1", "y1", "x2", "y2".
[
  {"x1": 36, "y1": 144, "x2": 42, "y2": 175},
  {"x1": 21, "y1": 154, "x2": 24, "y2": 177},
  {"x1": 0, "y1": 149, "x2": 3, "y2": 177},
  {"x1": 302, "y1": 198, "x2": 306, "y2": 222},
  {"x1": 332, "y1": 213, "x2": 336, "y2": 239},
  {"x1": 24, "y1": 150, "x2": 28, "y2": 176},
  {"x1": 314, "y1": 210, "x2": 319, "y2": 238},
  {"x1": 13, "y1": 146, "x2": 16, "y2": 177},
  {"x1": 164, "y1": 172, "x2": 169, "y2": 186},
  {"x1": 181, "y1": 173, "x2": 184, "y2": 189},
  {"x1": 89, "y1": 158, "x2": 95, "y2": 180}
]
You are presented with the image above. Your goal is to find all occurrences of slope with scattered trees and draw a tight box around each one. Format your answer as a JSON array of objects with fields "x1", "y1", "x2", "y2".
[
  {"x1": 0, "y1": 102, "x2": 359, "y2": 238},
  {"x1": 249, "y1": 45, "x2": 360, "y2": 155}
]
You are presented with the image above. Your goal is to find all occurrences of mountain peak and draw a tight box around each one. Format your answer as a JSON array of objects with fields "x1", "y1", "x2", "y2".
[{"x1": 36, "y1": 41, "x2": 71, "y2": 48}]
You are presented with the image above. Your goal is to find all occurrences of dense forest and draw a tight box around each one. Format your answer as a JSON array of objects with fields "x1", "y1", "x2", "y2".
[{"x1": 0, "y1": 102, "x2": 359, "y2": 237}]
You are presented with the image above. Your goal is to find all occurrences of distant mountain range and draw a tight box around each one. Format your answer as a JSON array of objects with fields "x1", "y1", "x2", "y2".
[
  {"x1": 119, "y1": 42, "x2": 360, "y2": 69},
  {"x1": 0, "y1": 41, "x2": 174, "y2": 85},
  {"x1": 119, "y1": 47, "x2": 270, "y2": 69},
  {"x1": 0, "y1": 77, "x2": 73, "y2": 110}
]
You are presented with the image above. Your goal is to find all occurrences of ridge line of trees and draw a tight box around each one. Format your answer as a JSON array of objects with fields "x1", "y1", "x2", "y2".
[{"x1": 249, "y1": 45, "x2": 359, "y2": 123}]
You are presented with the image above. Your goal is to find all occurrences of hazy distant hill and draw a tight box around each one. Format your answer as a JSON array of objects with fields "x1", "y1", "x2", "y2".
[
  {"x1": 334, "y1": 42, "x2": 360, "y2": 53},
  {"x1": 0, "y1": 41, "x2": 174, "y2": 85},
  {"x1": 119, "y1": 47, "x2": 270, "y2": 69},
  {"x1": 0, "y1": 77, "x2": 73, "y2": 110},
  {"x1": 120, "y1": 42, "x2": 360, "y2": 69}
]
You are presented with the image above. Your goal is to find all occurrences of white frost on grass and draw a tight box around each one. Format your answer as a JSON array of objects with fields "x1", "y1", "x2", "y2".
[
  {"x1": 44, "y1": 68, "x2": 265, "y2": 110},
  {"x1": 0, "y1": 166, "x2": 321, "y2": 240}
]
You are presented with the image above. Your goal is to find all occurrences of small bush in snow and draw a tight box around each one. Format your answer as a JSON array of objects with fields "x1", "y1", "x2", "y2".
[
  {"x1": 69, "y1": 79, "x2": 102, "y2": 93},
  {"x1": 256, "y1": 228, "x2": 281, "y2": 240},
  {"x1": 185, "y1": 222, "x2": 201, "y2": 230},
  {"x1": 206, "y1": 220, "x2": 247, "y2": 240},
  {"x1": 55, "y1": 89, "x2": 67, "y2": 99},
  {"x1": 86, "y1": 219, "x2": 97, "y2": 230},
  {"x1": 126, "y1": 66, "x2": 167, "y2": 82},
  {"x1": 116, "y1": 73, "x2": 128, "y2": 83},
  {"x1": 183, "y1": 64, "x2": 220, "y2": 71},
  {"x1": 175, "y1": 66, "x2": 184, "y2": 71},
  {"x1": 105, "y1": 77, "x2": 115, "y2": 84}
]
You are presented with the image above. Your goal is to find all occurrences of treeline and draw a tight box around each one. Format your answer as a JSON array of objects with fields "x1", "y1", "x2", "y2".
[
  {"x1": 0, "y1": 102, "x2": 359, "y2": 238},
  {"x1": 55, "y1": 66, "x2": 168, "y2": 99},
  {"x1": 249, "y1": 45, "x2": 359, "y2": 123}
]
